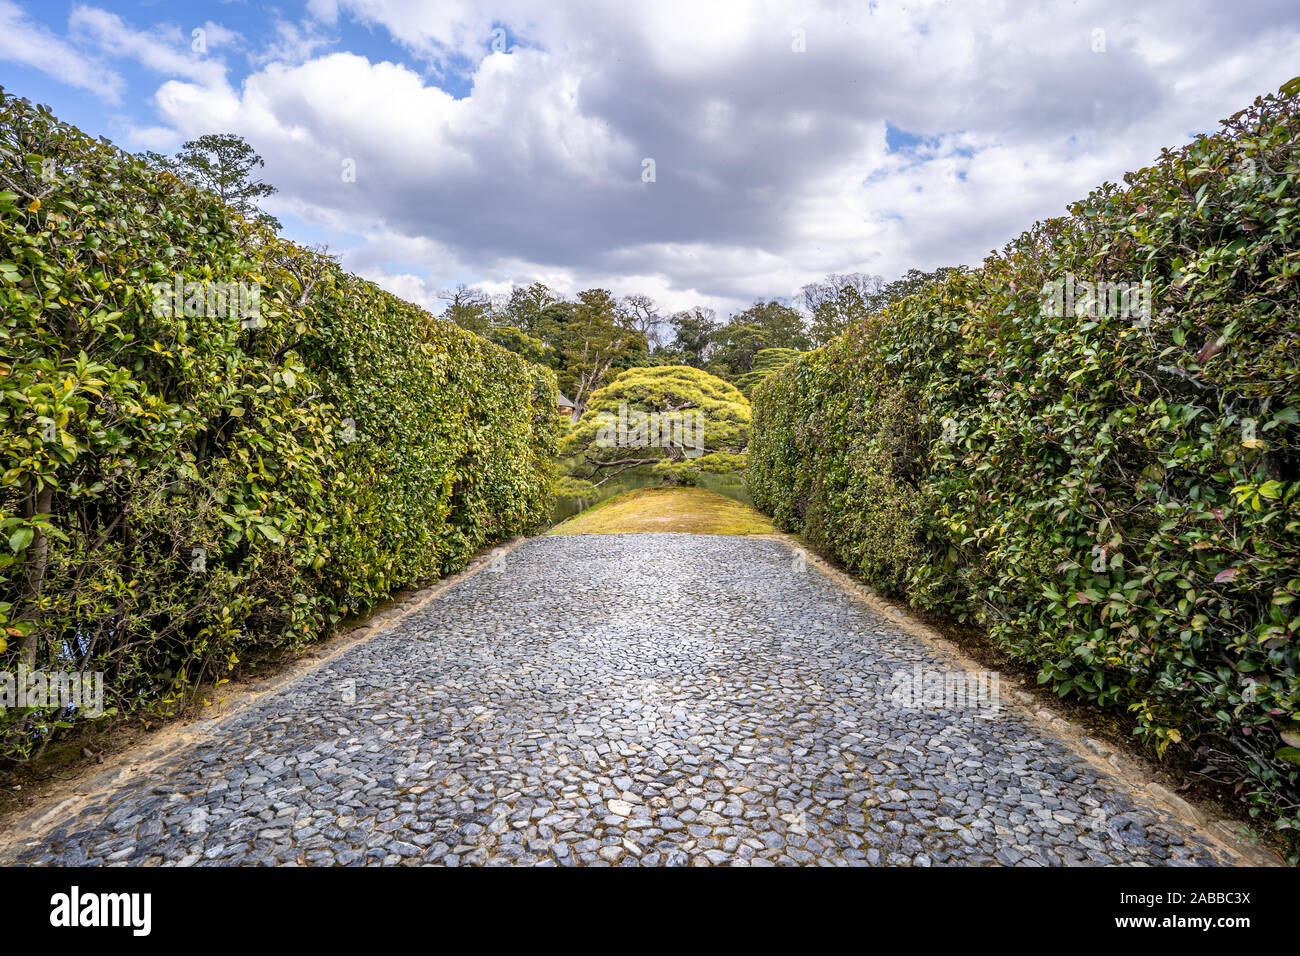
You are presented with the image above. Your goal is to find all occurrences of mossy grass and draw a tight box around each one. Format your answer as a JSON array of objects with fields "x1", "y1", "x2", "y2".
[{"x1": 549, "y1": 486, "x2": 775, "y2": 536}]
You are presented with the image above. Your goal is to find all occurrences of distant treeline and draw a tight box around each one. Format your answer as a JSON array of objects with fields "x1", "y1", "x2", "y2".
[{"x1": 439, "y1": 267, "x2": 955, "y2": 410}]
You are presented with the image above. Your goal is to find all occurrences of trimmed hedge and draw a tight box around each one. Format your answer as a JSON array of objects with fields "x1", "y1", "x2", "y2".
[
  {"x1": 749, "y1": 79, "x2": 1300, "y2": 837},
  {"x1": 734, "y1": 347, "x2": 803, "y2": 398},
  {"x1": 0, "y1": 90, "x2": 558, "y2": 760}
]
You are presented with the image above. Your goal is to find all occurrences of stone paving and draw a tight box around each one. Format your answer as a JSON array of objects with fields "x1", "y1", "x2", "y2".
[{"x1": 8, "y1": 534, "x2": 1231, "y2": 866}]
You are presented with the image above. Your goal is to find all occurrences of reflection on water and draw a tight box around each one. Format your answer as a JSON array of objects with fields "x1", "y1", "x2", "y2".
[{"x1": 552, "y1": 471, "x2": 751, "y2": 524}]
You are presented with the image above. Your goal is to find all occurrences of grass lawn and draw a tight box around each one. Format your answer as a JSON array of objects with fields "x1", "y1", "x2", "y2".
[{"x1": 548, "y1": 485, "x2": 776, "y2": 535}]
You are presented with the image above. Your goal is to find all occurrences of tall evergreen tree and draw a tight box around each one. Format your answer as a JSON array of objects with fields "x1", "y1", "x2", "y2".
[{"x1": 147, "y1": 133, "x2": 280, "y2": 231}]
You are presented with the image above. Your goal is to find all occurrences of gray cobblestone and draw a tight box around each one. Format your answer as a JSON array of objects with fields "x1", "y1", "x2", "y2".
[{"x1": 9, "y1": 534, "x2": 1229, "y2": 866}]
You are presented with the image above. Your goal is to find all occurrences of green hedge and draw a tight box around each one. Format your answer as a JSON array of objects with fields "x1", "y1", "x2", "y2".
[
  {"x1": 0, "y1": 89, "x2": 559, "y2": 760},
  {"x1": 749, "y1": 79, "x2": 1300, "y2": 838}
]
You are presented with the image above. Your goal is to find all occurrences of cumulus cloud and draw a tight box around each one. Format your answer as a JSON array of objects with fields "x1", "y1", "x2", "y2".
[{"x1": 18, "y1": 0, "x2": 1300, "y2": 316}]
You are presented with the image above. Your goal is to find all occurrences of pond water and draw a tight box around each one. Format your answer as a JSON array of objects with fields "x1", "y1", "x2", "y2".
[{"x1": 551, "y1": 470, "x2": 752, "y2": 525}]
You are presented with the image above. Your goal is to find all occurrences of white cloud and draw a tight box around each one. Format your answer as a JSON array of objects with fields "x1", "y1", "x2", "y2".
[
  {"x1": 20, "y1": 0, "x2": 1300, "y2": 318},
  {"x1": 248, "y1": 18, "x2": 335, "y2": 67},
  {"x1": 199, "y1": 21, "x2": 243, "y2": 52},
  {"x1": 69, "y1": 5, "x2": 230, "y2": 89},
  {"x1": 0, "y1": 0, "x2": 124, "y2": 102}
]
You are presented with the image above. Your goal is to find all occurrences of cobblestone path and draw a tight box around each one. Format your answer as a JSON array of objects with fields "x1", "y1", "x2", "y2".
[{"x1": 8, "y1": 534, "x2": 1232, "y2": 866}]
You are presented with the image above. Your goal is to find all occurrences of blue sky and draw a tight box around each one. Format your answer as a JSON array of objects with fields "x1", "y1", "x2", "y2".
[{"x1": 3, "y1": 0, "x2": 1298, "y2": 318}]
